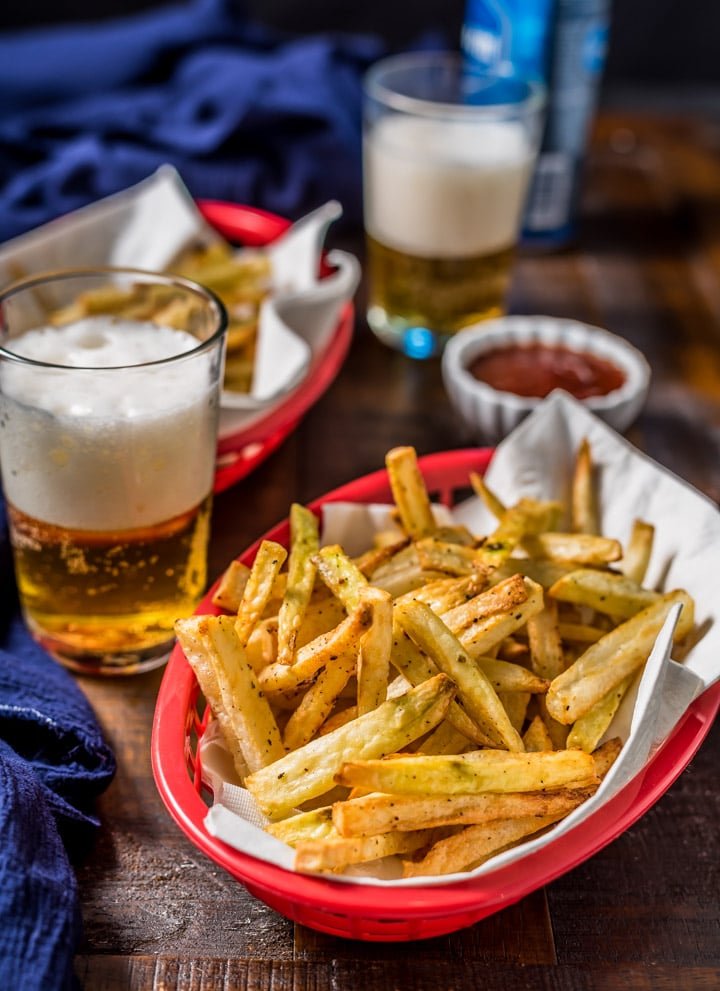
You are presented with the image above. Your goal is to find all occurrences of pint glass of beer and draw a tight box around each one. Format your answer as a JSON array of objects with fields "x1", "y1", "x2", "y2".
[
  {"x1": 0, "y1": 269, "x2": 227, "y2": 675},
  {"x1": 363, "y1": 53, "x2": 544, "y2": 357}
]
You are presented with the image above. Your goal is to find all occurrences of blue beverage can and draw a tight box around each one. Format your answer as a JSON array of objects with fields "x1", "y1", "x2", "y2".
[{"x1": 462, "y1": 0, "x2": 610, "y2": 246}]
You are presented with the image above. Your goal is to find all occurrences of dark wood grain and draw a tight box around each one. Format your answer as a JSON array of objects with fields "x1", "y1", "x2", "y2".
[{"x1": 74, "y1": 113, "x2": 720, "y2": 990}]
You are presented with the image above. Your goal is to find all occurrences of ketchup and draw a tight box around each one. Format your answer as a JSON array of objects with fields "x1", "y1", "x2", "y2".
[{"x1": 467, "y1": 343, "x2": 626, "y2": 400}]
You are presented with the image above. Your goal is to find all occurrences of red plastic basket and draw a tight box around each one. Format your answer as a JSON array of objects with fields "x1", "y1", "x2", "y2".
[
  {"x1": 196, "y1": 200, "x2": 355, "y2": 494},
  {"x1": 151, "y1": 449, "x2": 720, "y2": 941}
]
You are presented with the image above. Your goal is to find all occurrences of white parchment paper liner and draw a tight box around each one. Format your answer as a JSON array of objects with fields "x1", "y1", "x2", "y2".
[
  {"x1": 0, "y1": 167, "x2": 359, "y2": 434},
  {"x1": 201, "y1": 392, "x2": 719, "y2": 886}
]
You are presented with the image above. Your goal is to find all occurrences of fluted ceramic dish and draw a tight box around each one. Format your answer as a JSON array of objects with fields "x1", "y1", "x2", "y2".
[{"x1": 441, "y1": 316, "x2": 651, "y2": 443}]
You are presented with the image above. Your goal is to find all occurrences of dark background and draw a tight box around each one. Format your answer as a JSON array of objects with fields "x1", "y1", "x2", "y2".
[{"x1": 1, "y1": 0, "x2": 719, "y2": 90}]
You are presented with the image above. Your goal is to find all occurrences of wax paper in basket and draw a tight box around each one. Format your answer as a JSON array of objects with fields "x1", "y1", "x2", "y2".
[
  {"x1": 202, "y1": 393, "x2": 719, "y2": 886},
  {"x1": 0, "y1": 166, "x2": 359, "y2": 430}
]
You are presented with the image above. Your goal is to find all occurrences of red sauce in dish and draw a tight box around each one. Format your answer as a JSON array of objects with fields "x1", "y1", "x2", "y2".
[{"x1": 467, "y1": 343, "x2": 626, "y2": 400}]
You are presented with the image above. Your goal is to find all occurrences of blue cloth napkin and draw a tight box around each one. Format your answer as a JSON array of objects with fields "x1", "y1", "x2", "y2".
[
  {"x1": 0, "y1": 0, "x2": 382, "y2": 242},
  {"x1": 0, "y1": 501, "x2": 116, "y2": 990}
]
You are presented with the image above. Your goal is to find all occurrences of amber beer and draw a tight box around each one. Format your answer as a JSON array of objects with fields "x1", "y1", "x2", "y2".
[
  {"x1": 364, "y1": 114, "x2": 534, "y2": 352},
  {"x1": 362, "y1": 54, "x2": 543, "y2": 354},
  {"x1": 0, "y1": 270, "x2": 226, "y2": 674},
  {"x1": 366, "y1": 235, "x2": 517, "y2": 337},
  {"x1": 7, "y1": 496, "x2": 211, "y2": 661}
]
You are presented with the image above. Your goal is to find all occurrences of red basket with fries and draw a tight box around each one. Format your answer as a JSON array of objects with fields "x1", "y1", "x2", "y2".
[{"x1": 151, "y1": 449, "x2": 720, "y2": 941}]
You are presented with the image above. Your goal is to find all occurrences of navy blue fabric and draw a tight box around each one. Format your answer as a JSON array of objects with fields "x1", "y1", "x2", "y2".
[
  {"x1": 0, "y1": 0, "x2": 383, "y2": 242},
  {"x1": 0, "y1": 500, "x2": 116, "y2": 990}
]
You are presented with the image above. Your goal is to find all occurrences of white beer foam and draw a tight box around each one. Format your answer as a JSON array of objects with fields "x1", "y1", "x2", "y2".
[
  {"x1": 0, "y1": 318, "x2": 218, "y2": 531},
  {"x1": 364, "y1": 116, "x2": 533, "y2": 259}
]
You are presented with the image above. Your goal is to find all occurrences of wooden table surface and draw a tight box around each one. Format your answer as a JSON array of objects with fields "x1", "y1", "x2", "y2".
[{"x1": 74, "y1": 113, "x2": 720, "y2": 990}]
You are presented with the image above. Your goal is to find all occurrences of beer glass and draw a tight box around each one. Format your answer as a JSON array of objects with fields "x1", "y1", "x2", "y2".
[
  {"x1": 0, "y1": 269, "x2": 227, "y2": 675},
  {"x1": 363, "y1": 52, "x2": 544, "y2": 358}
]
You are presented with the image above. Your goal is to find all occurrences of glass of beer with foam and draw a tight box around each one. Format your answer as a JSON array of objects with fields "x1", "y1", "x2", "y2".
[
  {"x1": 363, "y1": 52, "x2": 544, "y2": 358},
  {"x1": 0, "y1": 269, "x2": 227, "y2": 675}
]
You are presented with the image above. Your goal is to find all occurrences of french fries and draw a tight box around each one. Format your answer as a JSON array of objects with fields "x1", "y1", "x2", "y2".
[
  {"x1": 50, "y1": 241, "x2": 273, "y2": 394},
  {"x1": 335, "y1": 749, "x2": 598, "y2": 795},
  {"x1": 175, "y1": 615, "x2": 285, "y2": 775},
  {"x1": 385, "y1": 446, "x2": 436, "y2": 539},
  {"x1": 332, "y1": 784, "x2": 593, "y2": 837},
  {"x1": 176, "y1": 439, "x2": 697, "y2": 879},
  {"x1": 394, "y1": 600, "x2": 524, "y2": 751},
  {"x1": 546, "y1": 591, "x2": 694, "y2": 724},
  {"x1": 246, "y1": 674, "x2": 455, "y2": 819},
  {"x1": 276, "y1": 505, "x2": 319, "y2": 665}
]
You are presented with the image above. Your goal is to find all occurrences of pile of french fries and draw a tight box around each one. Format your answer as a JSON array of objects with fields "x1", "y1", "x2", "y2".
[
  {"x1": 50, "y1": 240, "x2": 272, "y2": 394},
  {"x1": 174, "y1": 242, "x2": 271, "y2": 393},
  {"x1": 175, "y1": 442, "x2": 695, "y2": 878}
]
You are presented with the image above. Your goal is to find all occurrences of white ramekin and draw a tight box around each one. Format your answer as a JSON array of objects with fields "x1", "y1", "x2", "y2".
[{"x1": 441, "y1": 315, "x2": 651, "y2": 443}]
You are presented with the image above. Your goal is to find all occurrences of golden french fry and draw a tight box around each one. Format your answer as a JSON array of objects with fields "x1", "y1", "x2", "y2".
[
  {"x1": 546, "y1": 591, "x2": 695, "y2": 724},
  {"x1": 264, "y1": 683, "x2": 310, "y2": 711},
  {"x1": 333, "y1": 784, "x2": 594, "y2": 837},
  {"x1": 315, "y1": 544, "x2": 369, "y2": 610},
  {"x1": 498, "y1": 690, "x2": 530, "y2": 733},
  {"x1": 527, "y1": 596, "x2": 565, "y2": 680},
  {"x1": 416, "y1": 721, "x2": 473, "y2": 756},
  {"x1": 203, "y1": 615, "x2": 286, "y2": 772},
  {"x1": 295, "y1": 595, "x2": 348, "y2": 648},
  {"x1": 385, "y1": 446, "x2": 436, "y2": 539},
  {"x1": 235, "y1": 540, "x2": 288, "y2": 647},
  {"x1": 336, "y1": 748, "x2": 598, "y2": 796},
  {"x1": 266, "y1": 807, "x2": 335, "y2": 845},
  {"x1": 178, "y1": 615, "x2": 285, "y2": 774},
  {"x1": 282, "y1": 648, "x2": 357, "y2": 751},
  {"x1": 402, "y1": 812, "x2": 569, "y2": 877},
  {"x1": 61, "y1": 284, "x2": 135, "y2": 317},
  {"x1": 536, "y1": 695, "x2": 570, "y2": 750},
  {"x1": 245, "y1": 618, "x2": 278, "y2": 673},
  {"x1": 211, "y1": 560, "x2": 251, "y2": 612},
  {"x1": 318, "y1": 705, "x2": 358, "y2": 736},
  {"x1": 415, "y1": 538, "x2": 488, "y2": 578},
  {"x1": 396, "y1": 573, "x2": 489, "y2": 615},
  {"x1": 441, "y1": 573, "x2": 528, "y2": 634},
  {"x1": 567, "y1": 674, "x2": 634, "y2": 753},
  {"x1": 175, "y1": 617, "x2": 250, "y2": 781},
  {"x1": 571, "y1": 437, "x2": 598, "y2": 535},
  {"x1": 395, "y1": 600, "x2": 525, "y2": 751},
  {"x1": 151, "y1": 296, "x2": 197, "y2": 330},
  {"x1": 557, "y1": 622, "x2": 606, "y2": 644},
  {"x1": 549, "y1": 568, "x2": 660, "y2": 620},
  {"x1": 434, "y1": 524, "x2": 477, "y2": 546},
  {"x1": 456, "y1": 577, "x2": 545, "y2": 659},
  {"x1": 591, "y1": 737, "x2": 622, "y2": 778},
  {"x1": 621, "y1": 519, "x2": 655, "y2": 584},
  {"x1": 496, "y1": 637, "x2": 529, "y2": 663},
  {"x1": 524, "y1": 532, "x2": 622, "y2": 565},
  {"x1": 371, "y1": 530, "x2": 410, "y2": 550},
  {"x1": 259, "y1": 602, "x2": 373, "y2": 693},
  {"x1": 245, "y1": 673, "x2": 455, "y2": 819},
  {"x1": 475, "y1": 498, "x2": 563, "y2": 569},
  {"x1": 491, "y1": 557, "x2": 574, "y2": 591},
  {"x1": 294, "y1": 829, "x2": 429, "y2": 873},
  {"x1": 475, "y1": 657, "x2": 548, "y2": 694},
  {"x1": 353, "y1": 538, "x2": 411, "y2": 577},
  {"x1": 276, "y1": 505, "x2": 319, "y2": 665},
  {"x1": 469, "y1": 472, "x2": 506, "y2": 520},
  {"x1": 390, "y1": 625, "x2": 497, "y2": 748},
  {"x1": 523, "y1": 714, "x2": 555, "y2": 752},
  {"x1": 357, "y1": 587, "x2": 393, "y2": 715},
  {"x1": 371, "y1": 543, "x2": 448, "y2": 597}
]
